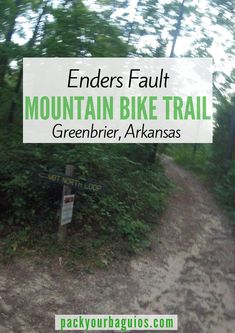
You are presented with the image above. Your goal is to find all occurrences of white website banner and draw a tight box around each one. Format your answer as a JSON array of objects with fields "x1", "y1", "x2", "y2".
[{"x1": 23, "y1": 58, "x2": 212, "y2": 143}]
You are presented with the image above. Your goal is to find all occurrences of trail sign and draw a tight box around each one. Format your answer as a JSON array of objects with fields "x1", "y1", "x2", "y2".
[
  {"x1": 39, "y1": 172, "x2": 102, "y2": 192},
  {"x1": 60, "y1": 194, "x2": 75, "y2": 226}
]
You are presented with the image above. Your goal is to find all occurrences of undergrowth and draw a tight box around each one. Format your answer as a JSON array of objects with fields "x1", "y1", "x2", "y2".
[{"x1": 0, "y1": 131, "x2": 171, "y2": 266}]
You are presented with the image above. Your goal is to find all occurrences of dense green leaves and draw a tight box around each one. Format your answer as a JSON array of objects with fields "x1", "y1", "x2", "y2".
[
  {"x1": 168, "y1": 96, "x2": 235, "y2": 223},
  {"x1": 40, "y1": 1, "x2": 129, "y2": 57},
  {"x1": 0, "y1": 0, "x2": 234, "y2": 260},
  {"x1": 0, "y1": 129, "x2": 170, "y2": 253}
]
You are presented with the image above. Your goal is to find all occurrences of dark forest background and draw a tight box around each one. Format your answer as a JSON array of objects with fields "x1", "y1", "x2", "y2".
[{"x1": 0, "y1": 0, "x2": 234, "y2": 263}]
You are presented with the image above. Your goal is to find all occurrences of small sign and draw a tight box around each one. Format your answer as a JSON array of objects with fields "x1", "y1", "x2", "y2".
[
  {"x1": 39, "y1": 172, "x2": 102, "y2": 192},
  {"x1": 60, "y1": 194, "x2": 75, "y2": 225}
]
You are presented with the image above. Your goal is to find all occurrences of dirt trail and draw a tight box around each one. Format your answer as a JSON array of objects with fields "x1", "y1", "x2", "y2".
[{"x1": 1, "y1": 156, "x2": 235, "y2": 333}]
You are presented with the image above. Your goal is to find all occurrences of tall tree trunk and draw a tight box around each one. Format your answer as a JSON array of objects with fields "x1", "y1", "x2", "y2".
[
  {"x1": 8, "y1": 1, "x2": 49, "y2": 124},
  {"x1": 147, "y1": 0, "x2": 186, "y2": 165},
  {"x1": 192, "y1": 144, "x2": 197, "y2": 160},
  {"x1": 224, "y1": 99, "x2": 235, "y2": 172},
  {"x1": 8, "y1": 67, "x2": 23, "y2": 124},
  {"x1": 170, "y1": 0, "x2": 186, "y2": 57},
  {"x1": 126, "y1": 0, "x2": 140, "y2": 45},
  {"x1": 0, "y1": 0, "x2": 22, "y2": 89},
  {"x1": 148, "y1": 144, "x2": 159, "y2": 164}
]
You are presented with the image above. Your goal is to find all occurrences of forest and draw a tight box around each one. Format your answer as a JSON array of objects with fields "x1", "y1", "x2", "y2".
[
  {"x1": 0, "y1": 0, "x2": 234, "y2": 261},
  {"x1": 0, "y1": 1, "x2": 235, "y2": 333}
]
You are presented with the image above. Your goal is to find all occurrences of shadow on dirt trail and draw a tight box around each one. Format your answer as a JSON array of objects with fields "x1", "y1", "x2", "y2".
[{"x1": 0, "y1": 156, "x2": 235, "y2": 333}]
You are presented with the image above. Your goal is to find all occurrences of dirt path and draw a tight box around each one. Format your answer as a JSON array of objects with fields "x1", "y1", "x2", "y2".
[{"x1": 1, "y1": 156, "x2": 235, "y2": 333}]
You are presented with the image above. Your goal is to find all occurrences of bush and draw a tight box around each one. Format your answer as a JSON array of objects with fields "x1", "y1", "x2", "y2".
[
  {"x1": 166, "y1": 144, "x2": 211, "y2": 174},
  {"x1": 0, "y1": 130, "x2": 170, "y2": 255},
  {"x1": 214, "y1": 163, "x2": 235, "y2": 223}
]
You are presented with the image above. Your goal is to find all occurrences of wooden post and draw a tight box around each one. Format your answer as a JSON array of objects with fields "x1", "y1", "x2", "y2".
[{"x1": 58, "y1": 164, "x2": 75, "y2": 243}]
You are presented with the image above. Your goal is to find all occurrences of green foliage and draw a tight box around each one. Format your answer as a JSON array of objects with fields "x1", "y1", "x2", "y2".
[
  {"x1": 167, "y1": 144, "x2": 211, "y2": 175},
  {"x1": 40, "y1": 1, "x2": 129, "y2": 57},
  {"x1": 0, "y1": 129, "x2": 170, "y2": 257},
  {"x1": 0, "y1": 0, "x2": 234, "y2": 262},
  {"x1": 214, "y1": 162, "x2": 235, "y2": 223},
  {"x1": 167, "y1": 97, "x2": 235, "y2": 223},
  {"x1": 0, "y1": 0, "x2": 171, "y2": 260}
]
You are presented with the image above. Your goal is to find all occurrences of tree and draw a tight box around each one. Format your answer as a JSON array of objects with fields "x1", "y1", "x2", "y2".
[
  {"x1": 8, "y1": 0, "x2": 50, "y2": 123},
  {"x1": 224, "y1": 96, "x2": 235, "y2": 171},
  {"x1": 40, "y1": 0, "x2": 129, "y2": 57},
  {"x1": 0, "y1": 0, "x2": 22, "y2": 89}
]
